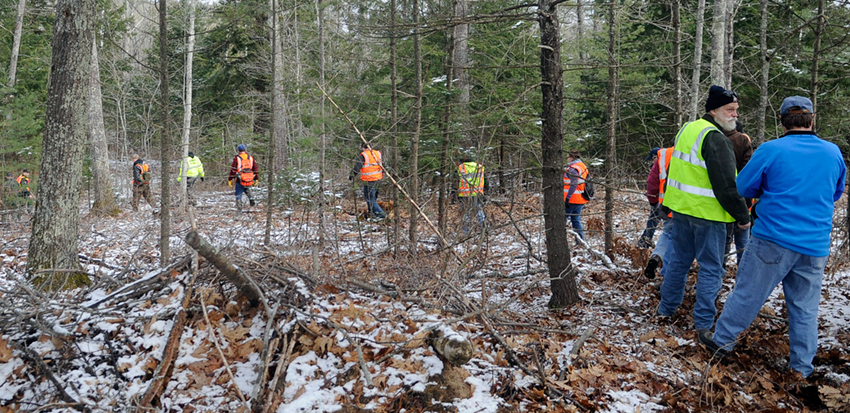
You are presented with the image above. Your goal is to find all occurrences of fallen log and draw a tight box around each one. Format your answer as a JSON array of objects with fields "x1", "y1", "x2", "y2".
[
  {"x1": 432, "y1": 328, "x2": 473, "y2": 366},
  {"x1": 184, "y1": 230, "x2": 261, "y2": 307}
]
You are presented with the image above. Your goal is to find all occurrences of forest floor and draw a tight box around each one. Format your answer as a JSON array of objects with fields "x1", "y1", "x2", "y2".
[{"x1": 0, "y1": 184, "x2": 849, "y2": 413}]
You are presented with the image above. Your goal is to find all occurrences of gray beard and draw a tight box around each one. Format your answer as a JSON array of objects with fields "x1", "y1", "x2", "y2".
[{"x1": 717, "y1": 117, "x2": 736, "y2": 132}]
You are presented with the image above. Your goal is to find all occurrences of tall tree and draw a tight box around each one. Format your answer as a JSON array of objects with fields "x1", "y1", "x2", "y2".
[
  {"x1": 756, "y1": 0, "x2": 769, "y2": 145},
  {"x1": 265, "y1": 0, "x2": 279, "y2": 246},
  {"x1": 89, "y1": 36, "x2": 120, "y2": 216},
  {"x1": 179, "y1": 0, "x2": 196, "y2": 210},
  {"x1": 672, "y1": 0, "x2": 683, "y2": 127},
  {"x1": 452, "y1": 0, "x2": 470, "y2": 144},
  {"x1": 315, "y1": 0, "x2": 326, "y2": 244},
  {"x1": 26, "y1": 0, "x2": 95, "y2": 288},
  {"x1": 710, "y1": 0, "x2": 728, "y2": 87},
  {"x1": 689, "y1": 0, "x2": 707, "y2": 120},
  {"x1": 538, "y1": 0, "x2": 579, "y2": 309},
  {"x1": 409, "y1": 0, "x2": 422, "y2": 247},
  {"x1": 390, "y1": 0, "x2": 400, "y2": 254},
  {"x1": 604, "y1": 0, "x2": 618, "y2": 257},
  {"x1": 811, "y1": 0, "x2": 824, "y2": 113},
  {"x1": 7, "y1": 0, "x2": 26, "y2": 88},
  {"x1": 158, "y1": 0, "x2": 172, "y2": 266}
]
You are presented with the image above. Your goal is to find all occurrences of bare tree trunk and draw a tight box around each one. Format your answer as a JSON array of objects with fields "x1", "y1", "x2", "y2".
[
  {"x1": 26, "y1": 0, "x2": 95, "y2": 288},
  {"x1": 538, "y1": 0, "x2": 579, "y2": 309},
  {"x1": 409, "y1": 0, "x2": 422, "y2": 247},
  {"x1": 604, "y1": 0, "x2": 618, "y2": 257},
  {"x1": 452, "y1": 0, "x2": 470, "y2": 145},
  {"x1": 756, "y1": 0, "x2": 769, "y2": 145},
  {"x1": 264, "y1": 0, "x2": 280, "y2": 246},
  {"x1": 438, "y1": 52, "x2": 453, "y2": 233},
  {"x1": 316, "y1": 0, "x2": 326, "y2": 245},
  {"x1": 811, "y1": 0, "x2": 824, "y2": 113},
  {"x1": 390, "y1": 0, "x2": 400, "y2": 254},
  {"x1": 689, "y1": 0, "x2": 706, "y2": 121},
  {"x1": 89, "y1": 36, "x2": 120, "y2": 216},
  {"x1": 272, "y1": 0, "x2": 287, "y2": 169},
  {"x1": 179, "y1": 0, "x2": 196, "y2": 210},
  {"x1": 672, "y1": 0, "x2": 683, "y2": 128},
  {"x1": 710, "y1": 0, "x2": 727, "y2": 87},
  {"x1": 724, "y1": 0, "x2": 736, "y2": 88},
  {"x1": 8, "y1": 0, "x2": 26, "y2": 88},
  {"x1": 159, "y1": 0, "x2": 172, "y2": 266},
  {"x1": 576, "y1": 0, "x2": 585, "y2": 63}
]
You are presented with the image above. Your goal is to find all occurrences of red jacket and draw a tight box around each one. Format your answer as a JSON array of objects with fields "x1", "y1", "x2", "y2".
[{"x1": 646, "y1": 160, "x2": 660, "y2": 204}]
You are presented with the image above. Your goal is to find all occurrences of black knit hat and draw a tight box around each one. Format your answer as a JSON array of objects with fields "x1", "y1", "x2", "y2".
[{"x1": 704, "y1": 85, "x2": 738, "y2": 112}]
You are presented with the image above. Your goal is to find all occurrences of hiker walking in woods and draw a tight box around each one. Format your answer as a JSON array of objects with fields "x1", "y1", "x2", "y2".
[
  {"x1": 178, "y1": 151, "x2": 205, "y2": 206},
  {"x1": 228, "y1": 144, "x2": 258, "y2": 212},
  {"x1": 349, "y1": 142, "x2": 385, "y2": 220},
  {"x1": 642, "y1": 146, "x2": 674, "y2": 280},
  {"x1": 656, "y1": 85, "x2": 751, "y2": 329},
  {"x1": 700, "y1": 96, "x2": 846, "y2": 377},
  {"x1": 564, "y1": 150, "x2": 589, "y2": 239},
  {"x1": 16, "y1": 169, "x2": 33, "y2": 199},
  {"x1": 723, "y1": 121, "x2": 754, "y2": 266},
  {"x1": 638, "y1": 147, "x2": 663, "y2": 249},
  {"x1": 457, "y1": 157, "x2": 486, "y2": 233},
  {"x1": 131, "y1": 155, "x2": 156, "y2": 213}
]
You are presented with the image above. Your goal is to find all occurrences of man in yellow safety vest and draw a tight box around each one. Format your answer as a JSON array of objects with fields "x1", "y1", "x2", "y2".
[
  {"x1": 457, "y1": 157, "x2": 486, "y2": 233},
  {"x1": 178, "y1": 151, "x2": 205, "y2": 206}
]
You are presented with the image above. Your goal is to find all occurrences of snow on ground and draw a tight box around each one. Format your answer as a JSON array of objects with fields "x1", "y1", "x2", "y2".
[{"x1": 0, "y1": 185, "x2": 848, "y2": 412}]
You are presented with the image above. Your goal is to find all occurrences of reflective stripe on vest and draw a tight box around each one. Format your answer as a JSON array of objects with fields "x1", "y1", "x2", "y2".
[
  {"x1": 656, "y1": 147, "x2": 674, "y2": 201},
  {"x1": 662, "y1": 119, "x2": 735, "y2": 222},
  {"x1": 360, "y1": 149, "x2": 383, "y2": 181},
  {"x1": 183, "y1": 156, "x2": 204, "y2": 178},
  {"x1": 563, "y1": 160, "x2": 588, "y2": 204},
  {"x1": 458, "y1": 162, "x2": 484, "y2": 197},
  {"x1": 237, "y1": 153, "x2": 254, "y2": 171}
]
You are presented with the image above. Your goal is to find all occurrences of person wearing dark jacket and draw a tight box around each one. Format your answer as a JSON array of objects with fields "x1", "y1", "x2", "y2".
[
  {"x1": 657, "y1": 85, "x2": 751, "y2": 332},
  {"x1": 637, "y1": 147, "x2": 663, "y2": 248},
  {"x1": 723, "y1": 122, "x2": 755, "y2": 265},
  {"x1": 131, "y1": 154, "x2": 156, "y2": 213}
]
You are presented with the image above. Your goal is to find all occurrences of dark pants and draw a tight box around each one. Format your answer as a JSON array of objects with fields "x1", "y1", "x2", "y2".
[
  {"x1": 362, "y1": 181, "x2": 384, "y2": 218},
  {"x1": 132, "y1": 184, "x2": 155, "y2": 211},
  {"x1": 565, "y1": 202, "x2": 585, "y2": 239},
  {"x1": 640, "y1": 203, "x2": 664, "y2": 240}
]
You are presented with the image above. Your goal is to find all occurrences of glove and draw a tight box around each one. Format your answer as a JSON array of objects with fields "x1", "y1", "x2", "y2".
[
  {"x1": 200, "y1": 177, "x2": 204, "y2": 182},
  {"x1": 228, "y1": 180, "x2": 234, "y2": 187}
]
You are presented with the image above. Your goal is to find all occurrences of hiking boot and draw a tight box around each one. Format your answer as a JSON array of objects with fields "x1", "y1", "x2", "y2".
[
  {"x1": 698, "y1": 329, "x2": 729, "y2": 358},
  {"x1": 236, "y1": 199, "x2": 243, "y2": 212},
  {"x1": 655, "y1": 307, "x2": 672, "y2": 321},
  {"x1": 249, "y1": 199, "x2": 256, "y2": 207},
  {"x1": 644, "y1": 255, "x2": 661, "y2": 279}
]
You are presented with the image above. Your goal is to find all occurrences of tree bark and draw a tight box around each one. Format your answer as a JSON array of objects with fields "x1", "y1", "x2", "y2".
[
  {"x1": 811, "y1": 0, "x2": 824, "y2": 114},
  {"x1": 452, "y1": 0, "x2": 470, "y2": 145},
  {"x1": 179, "y1": 0, "x2": 196, "y2": 210},
  {"x1": 26, "y1": 0, "x2": 96, "y2": 288},
  {"x1": 538, "y1": 0, "x2": 579, "y2": 309},
  {"x1": 390, "y1": 0, "x2": 400, "y2": 255},
  {"x1": 409, "y1": 0, "x2": 422, "y2": 247},
  {"x1": 89, "y1": 36, "x2": 120, "y2": 216},
  {"x1": 265, "y1": 0, "x2": 280, "y2": 246},
  {"x1": 756, "y1": 0, "x2": 769, "y2": 146},
  {"x1": 672, "y1": 0, "x2": 683, "y2": 128},
  {"x1": 604, "y1": 0, "x2": 618, "y2": 257},
  {"x1": 724, "y1": 0, "x2": 737, "y2": 88},
  {"x1": 159, "y1": 0, "x2": 172, "y2": 267},
  {"x1": 315, "y1": 0, "x2": 325, "y2": 245},
  {"x1": 710, "y1": 0, "x2": 727, "y2": 87},
  {"x1": 689, "y1": 0, "x2": 706, "y2": 121},
  {"x1": 7, "y1": 0, "x2": 26, "y2": 88}
]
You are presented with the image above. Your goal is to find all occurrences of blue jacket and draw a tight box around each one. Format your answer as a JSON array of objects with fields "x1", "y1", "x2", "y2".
[{"x1": 737, "y1": 131, "x2": 846, "y2": 256}]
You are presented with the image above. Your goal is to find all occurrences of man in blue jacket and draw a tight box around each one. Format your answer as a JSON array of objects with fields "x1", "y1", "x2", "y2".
[{"x1": 699, "y1": 96, "x2": 846, "y2": 379}]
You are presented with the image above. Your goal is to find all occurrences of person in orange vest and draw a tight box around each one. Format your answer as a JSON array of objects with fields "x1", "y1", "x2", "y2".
[
  {"x1": 638, "y1": 147, "x2": 663, "y2": 249},
  {"x1": 457, "y1": 157, "x2": 486, "y2": 233},
  {"x1": 228, "y1": 144, "x2": 259, "y2": 212},
  {"x1": 349, "y1": 141, "x2": 385, "y2": 220},
  {"x1": 564, "y1": 150, "x2": 589, "y2": 239},
  {"x1": 16, "y1": 169, "x2": 34, "y2": 199},
  {"x1": 131, "y1": 154, "x2": 156, "y2": 213},
  {"x1": 643, "y1": 146, "x2": 674, "y2": 279}
]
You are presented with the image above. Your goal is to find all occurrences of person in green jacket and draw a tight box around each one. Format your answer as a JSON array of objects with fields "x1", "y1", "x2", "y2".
[{"x1": 178, "y1": 151, "x2": 205, "y2": 206}]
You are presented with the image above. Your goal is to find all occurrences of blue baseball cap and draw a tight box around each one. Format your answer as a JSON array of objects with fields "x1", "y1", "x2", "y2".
[
  {"x1": 780, "y1": 96, "x2": 813, "y2": 115},
  {"x1": 645, "y1": 147, "x2": 661, "y2": 161},
  {"x1": 237, "y1": 144, "x2": 247, "y2": 151}
]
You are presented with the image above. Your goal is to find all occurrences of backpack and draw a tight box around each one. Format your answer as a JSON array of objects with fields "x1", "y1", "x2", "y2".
[{"x1": 581, "y1": 174, "x2": 594, "y2": 201}]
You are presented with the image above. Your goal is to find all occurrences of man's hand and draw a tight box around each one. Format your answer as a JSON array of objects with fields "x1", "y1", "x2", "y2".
[{"x1": 737, "y1": 221, "x2": 751, "y2": 230}]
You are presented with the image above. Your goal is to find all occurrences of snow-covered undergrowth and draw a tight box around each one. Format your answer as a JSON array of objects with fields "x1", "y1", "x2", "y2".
[{"x1": 0, "y1": 186, "x2": 848, "y2": 412}]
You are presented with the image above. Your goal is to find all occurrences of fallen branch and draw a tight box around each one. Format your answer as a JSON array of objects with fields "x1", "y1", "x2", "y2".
[
  {"x1": 263, "y1": 326, "x2": 298, "y2": 413},
  {"x1": 136, "y1": 279, "x2": 194, "y2": 411},
  {"x1": 200, "y1": 291, "x2": 250, "y2": 409},
  {"x1": 569, "y1": 230, "x2": 616, "y2": 269},
  {"x1": 185, "y1": 230, "x2": 261, "y2": 307},
  {"x1": 327, "y1": 320, "x2": 374, "y2": 388},
  {"x1": 11, "y1": 341, "x2": 86, "y2": 412}
]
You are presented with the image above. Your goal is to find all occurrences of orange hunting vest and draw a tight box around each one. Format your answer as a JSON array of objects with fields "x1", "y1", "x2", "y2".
[
  {"x1": 656, "y1": 147, "x2": 674, "y2": 202},
  {"x1": 563, "y1": 161, "x2": 588, "y2": 205},
  {"x1": 360, "y1": 149, "x2": 383, "y2": 182},
  {"x1": 237, "y1": 153, "x2": 256, "y2": 186}
]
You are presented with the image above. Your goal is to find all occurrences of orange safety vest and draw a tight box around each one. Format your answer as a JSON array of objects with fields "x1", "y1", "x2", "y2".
[
  {"x1": 16, "y1": 174, "x2": 28, "y2": 187},
  {"x1": 563, "y1": 161, "x2": 588, "y2": 205},
  {"x1": 457, "y1": 162, "x2": 485, "y2": 197},
  {"x1": 237, "y1": 153, "x2": 256, "y2": 186},
  {"x1": 656, "y1": 147, "x2": 674, "y2": 202},
  {"x1": 134, "y1": 163, "x2": 151, "y2": 185},
  {"x1": 360, "y1": 149, "x2": 383, "y2": 182}
]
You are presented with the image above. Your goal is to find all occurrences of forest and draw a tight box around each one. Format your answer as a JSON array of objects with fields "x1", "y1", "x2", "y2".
[{"x1": 0, "y1": 0, "x2": 849, "y2": 412}]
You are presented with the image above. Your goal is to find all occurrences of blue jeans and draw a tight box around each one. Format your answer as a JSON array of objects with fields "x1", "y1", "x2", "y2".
[
  {"x1": 652, "y1": 216, "x2": 673, "y2": 276},
  {"x1": 459, "y1": 195, "x2": 485, "y2": 232},
  {"x1": 564, "y1": 203, "x2": 585, "y2": 239},
  {"x1": 725, "y1": 222, "x2": 751, "y2": 265},
  {"x1": 658, "y1": 213, "x2": 727, "y2": 330},
  {"x1": 235, "y1": 181, "x2": 254, "y2": 201},
  {"x1": 362, "y1": 181, "x2": 384, "y2": 218},
  {"x1": 713, "y1": 236, "x2": 826, "y2": 377},
  {"x1": 641, "y1": 203, "x2": 664, "y2": 240}
]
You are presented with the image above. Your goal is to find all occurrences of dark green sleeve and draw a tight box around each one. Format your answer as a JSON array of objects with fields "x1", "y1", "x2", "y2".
[{"x1": 702, "y1": 131, "x2": 750, "y2": 224}]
